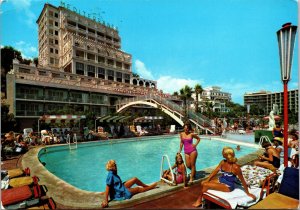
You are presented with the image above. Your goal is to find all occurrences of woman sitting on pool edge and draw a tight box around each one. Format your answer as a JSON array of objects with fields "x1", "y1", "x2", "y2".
[
  {"x1": 101, "y1": 160, "x2": 157, "y2": 208},
  {"x1": 192, "y1": 147, "x2": 256, "y2": 207}
]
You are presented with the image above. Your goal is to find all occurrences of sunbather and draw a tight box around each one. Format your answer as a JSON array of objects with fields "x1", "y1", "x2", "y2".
[
  {"x1": 254, "y1": 142, "x2": 280, "y2": 171},
  {"x1": 101, "y1": 160, "x2": 157, "y2": 208},
  {"x1": 192, "y1": 147, "x2": 256, "y2": 207}
]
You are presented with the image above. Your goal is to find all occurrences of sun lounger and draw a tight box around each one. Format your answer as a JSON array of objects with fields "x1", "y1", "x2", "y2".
[
  {"x1": 7, "y1": 167, "x2": 30, "y2": 178},
  {"x1": 2, "y1": 182, "x2": 45, "y2": 209},
  {"x1": 202, "y1": 165, "x2": 277, "y2": 209},
  {"x1": 9, "y1": 176, "x2": 39, "y2": 188}
]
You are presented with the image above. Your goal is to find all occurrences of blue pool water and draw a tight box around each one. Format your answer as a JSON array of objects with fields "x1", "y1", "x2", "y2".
[{"x1": 39, "y1": 136, "x2": 257, "y2": 192}]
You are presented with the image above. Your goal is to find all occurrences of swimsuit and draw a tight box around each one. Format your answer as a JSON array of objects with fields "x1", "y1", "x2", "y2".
[
  {"x1": 182, "y1": 137, "x2": 197, "y2": 155},
  {"x1": 218, "y1": 164, "x2": 237, "y2": 191},
  {"x1": 175, "y1": 166, "x2": 184, "y2": 184},
  {"x1": 269, "y1": 155, "x2": 280, "y2": 168},
  {"x1": 273, "y1": 128, "x2": 283, "y2": 138}
]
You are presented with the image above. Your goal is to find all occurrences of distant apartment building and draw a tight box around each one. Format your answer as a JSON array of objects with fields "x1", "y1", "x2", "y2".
[
  {"x1": 244, "y1": 89, "x2": 298, "y2": 115},
  {"x1": 191, "y1": 86, "x2": 231, "y2": 113},
  {"x1": 6, "y1": 3, "x2": 159, "y2": 128}
]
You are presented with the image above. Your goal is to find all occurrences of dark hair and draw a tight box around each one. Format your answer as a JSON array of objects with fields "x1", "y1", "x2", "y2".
[
  {"x1": 262, "y1": 142, "x2": 271, "y2": 149},
  {"x1": 184, "y1": 123, "x2": 192, "y2": 132}
]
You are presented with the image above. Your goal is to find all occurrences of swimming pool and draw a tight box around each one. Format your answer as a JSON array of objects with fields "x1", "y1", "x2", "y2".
[{"x1": 38, "y1": 135, "x2": 257, "y2": 192}]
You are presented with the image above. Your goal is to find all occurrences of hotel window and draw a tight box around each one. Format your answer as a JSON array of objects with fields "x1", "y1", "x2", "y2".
[
  {"x1": 98, "y1": 67, "x2": 105, "y2": 79},
  {"x1": 124, "y1": 64, "x2": 130, "y2": 70},
  {"x1": 49, "y1": 11, "x2": 54, "y2": 17},
  {"x1": 55, "y1": 39, "x2": 58, "y2": 45},
  {"x1": 55, "y1": 49, "x2": 58, "y2": 54},
  {"x1": 107, "y1": 69, "x2": 114, "y2": 81},
  {"x1": 55, "y1": 21, "x2": 58, "y2": 27},
  {"x1": 55, "y1": 30, "x2": 58, "y2": 36},
  {"x1": 50, "y1": 48, "x2": 54, "y2": 53},
  {"x1": 50, "y1": 57, "x2": 54, "y2": 64},
  {"x1": 76, "y1": 62, "x2": 84, "y2": 75},
  {"x1": 98, "y1": 56, "x2": 105, "y2": 63},
  {"x1": 55, "y1": 13, "x2": 58, "y2": 18},
  {"x1": 87, "y1": 65, "x2": 95, "y2": 77},
  {"x1": 124, "y1": 74, "x2": 130, "y2": 83},
  {"x1": 116, "y1": 72, "x2": 122, "y2": 82}
]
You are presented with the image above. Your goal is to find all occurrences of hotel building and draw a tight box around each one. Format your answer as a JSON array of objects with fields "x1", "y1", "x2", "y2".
[
  {"x1": 244, "y1": 89, "x2": 298, "y2": 115},
  {"x1": 6, "y1": 3, "x2": 161, "y2": 128},
  {"x1": 191, "y1": 86, "x2": 231, "y2": 113}
]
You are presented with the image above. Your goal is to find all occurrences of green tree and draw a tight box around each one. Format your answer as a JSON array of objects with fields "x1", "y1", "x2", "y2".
[
  {"x1": 179, "y1": 85, "x2": 193, "y2": 120},
  {"x1": 132, "y1": 73, "x2": 140, "y2": 78},
  {"x1": 194, "y1": 84, "x2": 203, "y2": 113},
  {"x1": 1, "y1": 104, "x2": 20, "y2": 133},
  {"x1": 172, "y1": 91, "x2": 179, "y2": 97},
  {"x1": 33, "y1": 57, "x2": 38, "y2": 67},
  {"x1": 1, "y1": 46, "x2": 22, "y2": 94}
]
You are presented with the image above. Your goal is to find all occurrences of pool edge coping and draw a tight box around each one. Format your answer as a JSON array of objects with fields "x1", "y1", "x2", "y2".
[{"x1": 21, "y1": 137, "x2": 262, "y2": 209}]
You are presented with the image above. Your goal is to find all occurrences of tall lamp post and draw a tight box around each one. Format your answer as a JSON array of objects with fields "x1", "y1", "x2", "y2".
[{"x1": 276, "y1": 22, "x2": 297, "y2": 167}]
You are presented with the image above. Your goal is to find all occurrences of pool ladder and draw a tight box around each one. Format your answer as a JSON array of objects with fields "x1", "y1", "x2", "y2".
[
  {"x1": 66, "y1": 134, "x2": 77, "y2": 150},
  {"x1": 259, "y1": 136, "x2": 271, "y2": 146},
  {"x1": 160, "y1": 155, "x2": 176, "y2": 185}
]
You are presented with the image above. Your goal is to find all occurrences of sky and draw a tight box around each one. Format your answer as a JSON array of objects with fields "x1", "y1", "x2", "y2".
[{"x1": 1, "y1": 0, "x2": 298, "y2": 104}]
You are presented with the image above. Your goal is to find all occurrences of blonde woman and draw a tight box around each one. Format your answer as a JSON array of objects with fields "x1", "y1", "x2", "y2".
[
  {"x1": 192, "y1": 147, "x2": 256, "y2": 207},
  {"x1": 101, "y1": 160, "x2": 157, "y2": 208}
]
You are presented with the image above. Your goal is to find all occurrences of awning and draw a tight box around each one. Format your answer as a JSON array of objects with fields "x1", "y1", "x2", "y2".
[
  {"x1": 134, "y1": 116, "x2": 163, "y2": 123},
  {"x1": 39, "y1": 115, "x2": 86, "y2": 123},
  {"x1": 97, "y1": 115, "x2": 131, "y2": 123}
]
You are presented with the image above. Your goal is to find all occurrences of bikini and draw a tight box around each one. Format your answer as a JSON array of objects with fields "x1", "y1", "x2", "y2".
[
  {"x1": 182, "y1": 137, "x2": 197, "y2": 155},
  {"x1": 218, "y1": 163, "x2": 237, "y2": 191}
]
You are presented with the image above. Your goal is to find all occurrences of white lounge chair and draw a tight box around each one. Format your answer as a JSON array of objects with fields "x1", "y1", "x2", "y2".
[
  {"x1": 202, "y1": 165, "x2": 277, "y2": 209},
  {"x1": 169, "y1": 125, "x2": 176, "y2": 133}
]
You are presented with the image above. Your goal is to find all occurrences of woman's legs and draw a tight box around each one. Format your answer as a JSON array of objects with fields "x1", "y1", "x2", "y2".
[
  {"x1": 124, "y1": 177, "x2": 148, "y2": 188},
  {"x1": 189, "y1": 151, "x2": 198, "y2": 181},
  {"x1": 192, "y1": 179, "x2": 231, "y2": 207},
  {"x1": 127, "y1": 182, "x2": 157, "y2": 196}
]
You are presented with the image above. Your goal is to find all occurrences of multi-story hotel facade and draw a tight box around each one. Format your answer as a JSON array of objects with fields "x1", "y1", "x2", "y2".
[
  {"x1": 244, "y1": 89, "x2": 298, "y2": 115},
  {"x1": 6, "y1": 3, "x2": 161, "y2": 128},
  {"x1": 191, "y1": 86, "x2": 231, "y2": 113}
]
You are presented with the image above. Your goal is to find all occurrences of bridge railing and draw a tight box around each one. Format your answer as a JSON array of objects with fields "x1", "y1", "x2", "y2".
[{"x1": 117, "y1": 93, "x2": 213, "y2": 130}]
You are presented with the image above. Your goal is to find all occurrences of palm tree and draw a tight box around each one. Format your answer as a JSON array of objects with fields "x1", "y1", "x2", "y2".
[
  {"x1": 179, "y1": 85, "x2": 193, "y2": 120},
  {"x1": 194, "y1": 84, "x2": 203, "y2": 113}
]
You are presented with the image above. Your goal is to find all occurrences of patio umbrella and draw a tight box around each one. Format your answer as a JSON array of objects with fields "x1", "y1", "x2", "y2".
[{"x1": 263, "y1": 115, "x2": 281, "y2": 120}]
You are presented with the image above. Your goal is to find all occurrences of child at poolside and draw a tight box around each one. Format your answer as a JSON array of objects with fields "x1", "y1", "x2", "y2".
[
  {"x1": 162, "y1": 153, "x2": 187, "y2": 187},
  {"x1": 101, "y1": 160, "x2": 157, "y2": 208}
]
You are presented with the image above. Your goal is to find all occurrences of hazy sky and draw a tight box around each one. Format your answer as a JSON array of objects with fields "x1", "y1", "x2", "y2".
[{"x1": 1, "y1": 0, "x2": 298, "y2": 104}]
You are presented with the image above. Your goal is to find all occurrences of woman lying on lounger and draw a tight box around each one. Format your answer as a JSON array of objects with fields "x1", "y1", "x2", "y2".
[
  {"x1": 193, "y1": 147, "x2": 256, "y2": 207},
  {"x1": 101, "y1": 160, "x2": 157, "y2": 208}
]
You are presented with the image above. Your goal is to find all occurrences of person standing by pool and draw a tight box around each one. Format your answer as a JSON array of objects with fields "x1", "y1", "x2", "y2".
[
  {"x1": 101, "y1": 160, "x2": 157, "y2": 208},
  {"x1": 192, "y1": 147, "x2": 256, "y2": 207},
  {"x1": 178, "y1": 123, "x2": 201, "y2": 184}
]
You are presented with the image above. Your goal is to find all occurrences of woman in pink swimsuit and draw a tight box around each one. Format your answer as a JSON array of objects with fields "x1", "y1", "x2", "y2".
[{"x1": 178, "y1": 123, "x2": 201, "y2": 184}]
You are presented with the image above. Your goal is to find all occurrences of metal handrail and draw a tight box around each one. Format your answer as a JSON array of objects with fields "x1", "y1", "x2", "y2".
[{"x1": 160, "y1": 154, "x2": 175, "y2": 185}]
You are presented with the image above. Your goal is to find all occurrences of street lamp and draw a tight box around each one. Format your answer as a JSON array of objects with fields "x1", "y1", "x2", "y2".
[{"x1": 276, "y1": 22, "x2": 297, "y2": 166}]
